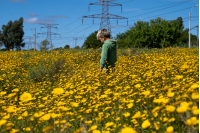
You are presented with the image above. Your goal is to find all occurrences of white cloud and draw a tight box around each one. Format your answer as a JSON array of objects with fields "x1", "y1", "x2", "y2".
[
  {"x1": 51, "y1": 15, "x2": 68, "y2": 18},
  {"x1": 8, "y1": 0, "x2": 27, "y2": 3},
  {"x1": 28, "y1": 12, "x2": 39, "y2": 16},
  {"x1": 24, "y1": 18, "x2": 55, "y2": 24}
]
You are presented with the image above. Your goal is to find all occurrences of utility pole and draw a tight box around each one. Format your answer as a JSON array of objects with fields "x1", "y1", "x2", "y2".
[
  {"x1": 75, "y1": 38, "x2": 77, "y2": 47},
  {"x1": 189, "y1": 12, "x2": 191, "y2": 48},
  {"x1": 37, "y1": 24, "x2": 61, "y2": 50},
  {"x1": 82, "y1": 0, "x2": 128, "y2": 35},
  {"x1": 29, "y1": 37, "x2": 31, "y2": 50},
  {"x1": 83, "y1": 34, "x2": 84, "y2": 46},
  {"x1": 189, "y1": 5, "x2": 199, "y2": 48},
  {"x1": 34, "y1": 28, "x2": 36, "y2": 51}
]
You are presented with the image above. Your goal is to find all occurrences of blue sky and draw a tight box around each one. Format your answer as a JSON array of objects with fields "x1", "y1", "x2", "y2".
[{"x1": 0, "y1": 0, "x2": 199, "y2": 50}]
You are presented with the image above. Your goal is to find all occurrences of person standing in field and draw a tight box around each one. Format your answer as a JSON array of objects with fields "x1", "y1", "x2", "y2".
[{"x1": 97, "y1": 29, "x2": 117, "y2": 74}]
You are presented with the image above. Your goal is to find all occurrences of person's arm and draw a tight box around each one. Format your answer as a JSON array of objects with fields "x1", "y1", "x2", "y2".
[{"x1": 100, "y1": 44, "x2": 108, "y2": 68}]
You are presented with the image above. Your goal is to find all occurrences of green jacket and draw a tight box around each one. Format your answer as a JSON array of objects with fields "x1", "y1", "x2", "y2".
[{"x1": 100, "y1": 40, "x2": 117, "y2": 67}]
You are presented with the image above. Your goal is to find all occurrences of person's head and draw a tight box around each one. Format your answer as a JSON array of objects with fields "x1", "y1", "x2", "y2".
[{"x1": 97, "y1": 29, "x2": 111, "y2": 43}]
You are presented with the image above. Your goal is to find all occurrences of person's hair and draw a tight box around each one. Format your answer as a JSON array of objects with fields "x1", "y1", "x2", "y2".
[{"x1": 97, "y1": 29, "x2": 111, "y2": 40}]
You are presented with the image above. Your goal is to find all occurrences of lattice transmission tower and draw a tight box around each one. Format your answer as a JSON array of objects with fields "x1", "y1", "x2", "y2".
[
  {"x1": 82, "y1": 0, "x2": 128, "y2": 35},
  {"x1": 37, "y1": 24, "x2": 61, "y2": 50}
]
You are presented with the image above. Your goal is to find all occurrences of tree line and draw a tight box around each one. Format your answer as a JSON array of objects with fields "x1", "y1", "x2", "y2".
[
  {"x1": 82, "y1": 17, "x2": 198, "y2": 49},
  {"x1": 0, "y1": 17, "x2": 198, "y2": 51}
]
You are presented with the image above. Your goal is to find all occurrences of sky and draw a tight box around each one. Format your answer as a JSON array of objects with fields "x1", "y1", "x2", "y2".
[{"x1": 0, "y1": 0, "x2": 199, "y2": 50}]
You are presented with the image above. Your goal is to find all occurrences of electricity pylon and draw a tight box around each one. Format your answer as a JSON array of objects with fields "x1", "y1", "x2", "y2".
[
  {"x1": 37, "y1": 24, "x2": 61, "y2": 50},
  {"x1": 82, "y1": 0, "x2": 128, "y2": 34}
]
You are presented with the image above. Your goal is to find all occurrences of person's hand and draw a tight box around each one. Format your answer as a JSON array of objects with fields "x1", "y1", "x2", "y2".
[{"x1": 97, "y1": 67, "x2": 103, "y2": 72}]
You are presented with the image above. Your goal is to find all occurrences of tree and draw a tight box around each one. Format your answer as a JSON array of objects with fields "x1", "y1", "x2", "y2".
[
  {"x1": 64, "y1": 44, "x2": 70, "y2": 49},
  {"x1": 114, "y1": 32, "x2": 131, "y2": 49},
  {"x1": 0, "y1": 17, "x2": 25, "y2": 51},
  {"x1": 82, "y1": 31, "x2": 102, "y2": 49},
  {"x1": 53, "y1": 47, "x2": 63, "y2": 51},
  {"x1": 30, "y1": 48, "x2": 37, "y2": 51},
  {"x1": 0, "y1": 30, "x2": 3, "y2": 48},
  {"x1": 74, "y1": 46, "x2": 80, "y2": 49},
  {"x1": 127, "y1": 20, "x2": 151, "y2": 48},
  {"x1": 126, "y1": 17, "x2": 183, "y2": 48},
  {"x1": 39, "y1": 39, "x2": 50, "y2": 51}
]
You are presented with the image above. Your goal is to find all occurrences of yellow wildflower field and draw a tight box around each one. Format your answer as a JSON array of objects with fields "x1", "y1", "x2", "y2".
[{"x1": 0, "y1": 48, "x2": 199, "y2": 133}]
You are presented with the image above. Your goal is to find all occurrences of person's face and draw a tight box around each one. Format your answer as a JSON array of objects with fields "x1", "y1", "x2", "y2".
[{"x1": 98, "y1": 36, "x2": 106, "y2": 43}]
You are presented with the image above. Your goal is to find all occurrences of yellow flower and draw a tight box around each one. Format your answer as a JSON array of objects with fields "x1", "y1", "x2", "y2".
[
  {"x1": 121, "y1": 127, "x2": 137, "y2": 133},
  {"x1": 168, "y1": 118, "x2": 175, "y2": 122},
  {"x1": 34, "y1": 112, "x2": 44, "y2": 118},
  {"x1": 102, "y1": 131, "x2": 110, "y2": 133},
  {"x1": 7, "y1": 93, "x2": 16, "y2": 98},
  {"x1": 25, "y1": 127, "x2": 31, "y2": 131},
  {"x1": 166, "y1": 106, "x2": 175, "y2": 112},
  {"x1": 22, "y1": 111, "x2": 28, "y2": 117},
  {"x1": 20, "y1": 92, "x2": 32, "y2": 102},
  {"x1": 7, "y1": 106, "x2": 15, "y2": 113},
  {"x1": 176, "y1": 106, "x2": 187, "y2": 113},
  {"x1": 0, "y1": 119, "x2": 7, "y2": 126},
  {"x1": 186, "y1": 117, "x2": 198, "y2": 126},
  {"x1": 6, "y1": 122, "x2": 14, "y2": 127},
  {"x1": 10, "y1": 129, "x2": 19, "y2": 133},
  {"x1": 141, "y1": 90, "x2": 150, "y2": 96},
  {"x1": 85, "y1": 121, "x2": 92, "y2": 125},
  {"x1": 74, "y1": 127, "x2": 83, "y2": 133},
  {"x1": 41, "y1": 114, "x2": 51, "y2": 121},
  {"x1": 163, "y1": 117, "x2": 168, "y2": 122},
  {"x1": 42, "y1": 126, "x2": 54, "y2": 132},
  {"x1": 152, "y1": 111, "x2": 158, "y2": 117},
  {"x1": 116, "y1": 117, "x2": 120, "y2": 121},
  {"x1": 190, "y1": 83, "x2": 199, "y2": 89},
  {"x1": 191, "y1": 93, "x2": 199, "y2": 100},
  {"x1": 89, "y1": 125, "x2": 98, "y2": 131},
  {"x1": 180, "y1": 102, "x2": 189, "y2": 107},
  {"x1": 191, "y1": 106, "x2": 198, "y2": 110},
  {"x1": 127, "y1": 103, "x2": 133, "y2": 108},
  {"x1": 92, "y1": 130, "x2": 101, "y2": 133},
  {"x1": 135, "y1": 84, "x2": 141, "y2": 88},
  {"x1": 153, "y1": 98, "x2": 163, "y2": 104},
  {"x1": 167, "y1": 92, "x2": 174, "y2": 97},
  {"x1": 193, "y1": 109, "x2": 199, "y2": 115},
  {"x1": 52, "y1": 88, "x2": 64, "y2": 95},
  {"x1": 3, "y1": 114, "x2": 10, "y2": 120},
  {"x1": 12, "y1": 88, "x2": 19, "y2": 92},
  {"x1": 154, "y1": 122, "x2": 160, "y2": 130},
  {"x1": 175, "y1": 75, "x2": 183, "y2": 80},
  {"x1": 166, "y1": 126, "x2": 173, "y2": 133},
  {"x1": 123, "y1": 112, "x2": 130, "y2": 117},
  {"x1": 132, "y1": 111, "x2": 142, "y2": 119},
  {"x1": 181, "y1": 64, "x2": 189, "y2": 69},
  {"x1": 70, "y1": 102, "x2": 79, "y2": 107},
  {"x1": 141, "y1": 120, "x2": 151, "y2": 129},
  {"x1": 105, "y1": 122, "x2": 114, "y2": 128},
  {"x1": 0, "y1": 91, "x2": 7, "y2": 96}
]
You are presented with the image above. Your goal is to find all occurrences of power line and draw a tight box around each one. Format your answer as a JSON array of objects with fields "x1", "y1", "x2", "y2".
[
  {"x1": 112, "y1": 1, "x2": 193, "y2": 25},
  {"x1": 58, "y1": 9, "x2": 102, "y2": 32},
  {"x1": 120, "y1": 0, "x2": 134, "y2": 5},
  {"x1": 111, "y1": 6, "x2": 196, "y2": 33},
  {"x1": 121, "y1": 0, "x2": 192, "y2": 13}
]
